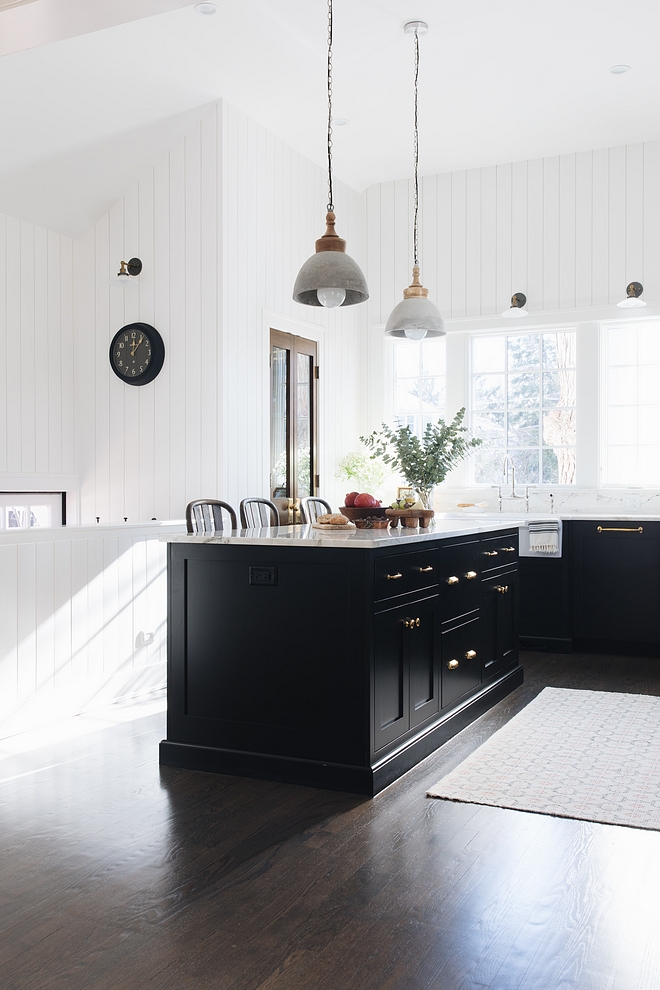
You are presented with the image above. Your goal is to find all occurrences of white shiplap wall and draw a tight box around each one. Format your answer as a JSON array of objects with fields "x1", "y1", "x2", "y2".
[
  {"x1": 75, "y1": 100, "x2": 367, "y2": 524},
  {"x1": 0, "y1": 523, "x2": 182, "y2": 737},
  {"x1": 365, "y1": 141, "x2": 660, "y2": 426},
  {"x1": 0, "y1": 213, "x2": 75, "y2": 482}
]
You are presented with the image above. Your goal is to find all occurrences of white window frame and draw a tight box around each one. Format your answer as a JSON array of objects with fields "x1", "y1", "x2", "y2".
[{"x1": 384, "y1": 334, "x2": 447, "y2": 436}]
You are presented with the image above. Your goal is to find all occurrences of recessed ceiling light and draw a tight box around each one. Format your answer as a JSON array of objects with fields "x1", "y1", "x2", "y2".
[
  {"x1": 610, "y1": 64, "x2": 631, "y2": 74},
  {"x1": 195, "y1": 2, "x2": 218, "y2": 14},
  {"x1": 332, "y1": 117, "x2": 349, "y2": 126}
]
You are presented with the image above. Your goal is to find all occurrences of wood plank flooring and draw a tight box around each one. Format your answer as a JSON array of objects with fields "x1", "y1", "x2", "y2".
[{"x1": 3, "y1": 651, "x2": 660, "y2": 990}]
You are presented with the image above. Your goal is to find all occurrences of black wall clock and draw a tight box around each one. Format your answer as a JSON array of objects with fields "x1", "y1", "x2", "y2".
[{"x1": 109, "y1": 322, "x2": 165, "y2": 385}]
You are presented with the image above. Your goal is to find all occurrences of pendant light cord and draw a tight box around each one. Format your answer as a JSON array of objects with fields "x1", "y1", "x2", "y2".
[
  {"x1": 326, "y1": 0, "x2": 335, "y2": 213},
  {"x1": 413, "y1": 30, "x2": 420, "y2": 268}
]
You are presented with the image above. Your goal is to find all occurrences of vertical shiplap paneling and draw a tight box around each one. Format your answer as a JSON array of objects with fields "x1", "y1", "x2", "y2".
[
  {"x1": 526, "y1": 158, "x2": 544, "y2": 312},
  {"x1": 47, "y1": 230, "x2": 62, "y2": 473},
  {"x1": 184, "y1": 124, "x2": 203, "y2": 507},
  {"x1": 575, "y1": 151, "x2": 593, "y2": 308},
  {"x1": 153, "y1": 152, "x2": 171, "y2": 521},
  {"x1": 451, "y1": 170, "x2": 467, "y2": 316},
  {"x1": 108, "y1": 198, "x2": 127, "y2": 522},
  {"x1": 20, "y1": 222, "x2": 36, "y2": 473},
  {"x1": 591, "y1": 147, "x2": 610, "y2": 305},
  {"x1": 200, "y1": 111, "x2": 219, "y2": 500},
  {"x1": 465, "y1": 168, "x2": 482, "y2": 317},
  {"x1": 94, "y1": 213, "x2": 111, "y2": 523},
  {"x1": 0, "y1": 215, "x2": 6, "y2": 472},
  {"x1": 420, "y1": 173, "x2": 438, "y2": 311},
  {"x1": 436, "y1": 172, "x2": 452, "y2": 317},
  {"x1": 495, "y1": 163, "x2": 512, "y2": 313},
  {"x1": 480, "y1": 166, "x2": 497, "y2": 316},
  {"x1": 34, "y1": 225, "x2": 49, "y2": 473},
  {"x1": 122, "y1": 183, "x2": 141, "y2": 523},
  {"x1": 608, "y1": 144, "x2": 627, "y2": 304},
  {"x1": 5, "y1": 218, "x2": 21, "y2": 473},
  {"x1": 510, "y1": 160, "x2": 528, "y2": 300},
  {"x1": 0, "y1": 545, "x2": 17, "y2": 703},
  {"x1": 542, "y1": 156, "x2": 560, "y2": 311},
  {"x1": 137, "y1": 167, "x2": 156, "y2": 522},
  {"x1": 168, "y1": 138, "x2": 187, "y2": 517},
  {"x1": 643, "y1": 142, "x2": 660, "y2": 300},
  {"x1": 626, "y1": 143, "x2": 644, "y2": 285},
  {"x1": 558, "y1": 154, "x2": 576, "y2": 310}
]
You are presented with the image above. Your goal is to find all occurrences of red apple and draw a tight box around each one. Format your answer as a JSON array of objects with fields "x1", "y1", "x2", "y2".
[
  {"x1": 344, "y1": 492, "x2": 359, "y2": 506},
  {"x1": 354, "y1": 493, "x2": 377, "y2": 507}
]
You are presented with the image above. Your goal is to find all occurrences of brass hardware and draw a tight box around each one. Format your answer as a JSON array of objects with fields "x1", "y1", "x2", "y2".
[
  {"x1": 495, "y1": 584, "x2": 509, "y2": 594},
  {"x1": 447, "y1": 659, "x2": 459, "y2": 669},
  {"x1": 402, "y1": 619, "x2": 410, "y2": 628},
  {"x1": 503, "y1": 546, "x2": 516, "y2": 552},
  {"x1": 465, "y1": 570, "x2": 477, "y2": 580},
  {"x1": 419, "y1": 565, "x2": 434, "y2": 572},
  {"x1": 484, "y1": 550, "x2": 498, "y2": 557},
  {"x1": 415, "y1": 617, "x2": 420, "y2": 627},
  {"x1": 403, "y1": 618, "x2": 420, "y2": 629},
  {"x1": 465, "y1": 650, "x2": 477, "y2": 659},
  {"x1": 597, "y1": 526, "x2": 643, "y2": 534},
  {"x1": 447, "y1": 575, "x2": 459, "y2": 585},
  {"x1": 386, "y1": 572, "x2": 403, "y2": 580}
]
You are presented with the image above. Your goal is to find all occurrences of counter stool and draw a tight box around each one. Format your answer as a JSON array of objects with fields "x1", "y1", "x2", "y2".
[
  {"x1": 299, "y1": 497, "x2": 332, "y2": 524},
  {"x1": 186, "y1": 499, "x2": 237, "y2": 534},
  {"x1": 239, "y1": 497, "x2": 280, "y2": 529}
]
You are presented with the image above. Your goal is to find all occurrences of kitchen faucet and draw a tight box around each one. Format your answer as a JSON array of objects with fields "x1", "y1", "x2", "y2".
[{"x1": 502, "y1": 454, "x2": 524, "y2": 500}]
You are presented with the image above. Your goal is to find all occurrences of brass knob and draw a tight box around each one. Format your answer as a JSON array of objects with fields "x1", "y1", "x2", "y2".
[
  {"x1": 415, "y1": 617, "x2": 420, "y2": 627},
  {"x1": 465, "y1": 650, "x2": 477, "y2": 659},
  {"x1": 503, "y1": 546, "x2": 516, "y2": 552},
  {"x1": 465, "y1": 570, "x2": 477, "y2": 580},
  {"x1": 495, "y1": 584, "x2": 509, "y2": 594},
  {"x1": 484, "y1": 550, "x2": 498, "y2": 557},
  {"x1": 402, "y1": 619, "x2": 411, "y2": 628},
  {"x1": 447, "y1": 659, "x2": 459, "y2": 669},
  {"x1": 447, "y1": 575, "x2": 459, "y2": 585},
  {"x1": 386, "y1": 572, "x2": 403, "y2": 580},
  {"x1": 419, "y1": 565, "x2": 434, "y2": 573}
]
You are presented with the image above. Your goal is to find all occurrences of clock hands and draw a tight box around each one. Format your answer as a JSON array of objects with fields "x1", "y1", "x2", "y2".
[{"x1": 130, "y1": 334, "x2": 144, "y2": 358}]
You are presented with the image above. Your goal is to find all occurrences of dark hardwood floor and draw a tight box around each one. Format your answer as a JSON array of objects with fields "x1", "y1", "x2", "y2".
[{"x1": 3, "y1": 651, "x2": 660, "y2": 990}]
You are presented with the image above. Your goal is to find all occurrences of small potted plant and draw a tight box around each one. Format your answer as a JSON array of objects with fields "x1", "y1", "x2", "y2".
[{"x1": 360, "y1": 409, "x2": 482, "y2": 511}]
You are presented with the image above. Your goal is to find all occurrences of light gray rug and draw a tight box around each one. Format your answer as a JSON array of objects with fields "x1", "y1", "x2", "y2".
[{"x1": 428, "y1": 687, "x2": 660, "y2": 831}]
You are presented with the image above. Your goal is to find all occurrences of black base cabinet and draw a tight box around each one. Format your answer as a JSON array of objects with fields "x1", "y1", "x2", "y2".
[{"x1": 160, "y1": 529, "x2": 523, "y2": 796}]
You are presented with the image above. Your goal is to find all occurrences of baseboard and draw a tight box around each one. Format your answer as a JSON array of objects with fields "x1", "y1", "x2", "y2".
[
  {"x1": 520, "y1": 636, "x2": 573, "y2": 654},
  {"x1": 572, "y1": 638, "x2": 660, "y2": 658}
]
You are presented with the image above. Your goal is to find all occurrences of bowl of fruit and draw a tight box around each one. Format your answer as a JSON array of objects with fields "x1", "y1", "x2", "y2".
[
  {"x1": 339, "y1": 493, "x2": 388, "y2": 520},
  {"x1": 354, "y1": 516, "x2": 391, "y2": 529}
]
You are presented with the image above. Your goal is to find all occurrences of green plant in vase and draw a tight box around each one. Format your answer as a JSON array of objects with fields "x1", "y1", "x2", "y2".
[{"x1": 360, "y1": 409, "x2": 482, "y2": 510}]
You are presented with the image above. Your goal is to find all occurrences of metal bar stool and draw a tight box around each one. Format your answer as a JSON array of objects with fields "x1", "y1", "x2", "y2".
[
  {"x1": 299, "y1": 497, "x2": 332, "y2": 524},
  {"x1": 239, "y1": 497, "x2": 280, "y2": 529},
  {"x1": 186, "y1": 499, "x2": 237, "y2": 534}
]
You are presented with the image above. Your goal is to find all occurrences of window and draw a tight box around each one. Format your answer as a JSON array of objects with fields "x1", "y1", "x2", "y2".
[
  {"x1": 470, "y1": 330, "x2": 576, "y2": 485},
  {"x1": 0, "y1": 492, "x2": 65, "y2": 530},
  {"x1": 603, "y1": 322, "x2": 660, "y2": 484},
  {"x1": 392, "y1": 338, "x2": 446, "y2": 436}
]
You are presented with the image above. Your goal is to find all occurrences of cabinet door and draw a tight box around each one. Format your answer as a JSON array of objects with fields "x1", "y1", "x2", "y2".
[
  {"x1": 439, "y1": 540, "x2": 480, "y2": 621},
  {"x1": 441, "y1": 617, "x2": 481, "y2": 709},
  {"x1": 373, "y1": 596, "x2": 440, "y2": 751},
  {"x1": 481, "y1": 566, "x2": 519, "y2": 682},
  {"x1": 572, "y1": 522, "x2": 660, "y2": 642}
]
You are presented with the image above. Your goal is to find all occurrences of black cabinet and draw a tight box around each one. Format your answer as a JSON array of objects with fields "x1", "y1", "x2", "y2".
[
  {"x1": 481, "y1": 565, "x2": 519, "y2": 681},
  {"x1": 441, "y1": 616, "x2": 481, "y2": 709},
  {"x1": 373, "y1": 594, "x2": 439, "y2": 751},
  {"x1": 571, "y1": 521, "x2": 660, "y2": 648},
  {"x1": 439, "y1": 539, "x2": 480, "y2": 621}
]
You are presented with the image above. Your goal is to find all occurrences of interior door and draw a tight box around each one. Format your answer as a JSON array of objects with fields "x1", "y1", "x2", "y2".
[{"x1": 270, "y1": 330, "x2": 318, "y2": 521}]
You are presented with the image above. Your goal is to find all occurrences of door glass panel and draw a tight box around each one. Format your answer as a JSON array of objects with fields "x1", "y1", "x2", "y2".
[
  {"x1": 296, "y1": 352, "x2": 312, "y2": 498},
  {"x1": 270, "y1": 346, "x2": 288, "y2": 498}
]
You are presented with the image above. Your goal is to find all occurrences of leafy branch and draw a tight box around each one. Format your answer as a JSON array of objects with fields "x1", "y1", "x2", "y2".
[{"x1": 360, "y1": 409, "x2": 482, "y2": 495}]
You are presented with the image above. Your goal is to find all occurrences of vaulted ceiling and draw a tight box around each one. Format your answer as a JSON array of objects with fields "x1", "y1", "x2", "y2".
[{"x1": 2, "y1": 0, "x2": 660, "y2": 236}]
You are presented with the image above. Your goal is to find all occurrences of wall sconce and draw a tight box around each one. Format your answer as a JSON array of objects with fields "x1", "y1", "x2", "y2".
[
  {"x1": 617, "y1": 281, "x2": 646, "y2": 308},
  {"x1": 501, "y1": 292, "x2": 528, "y2": 318},
  {"x1": 116, "y1": 258, "x2": 142, "y2": 282}
]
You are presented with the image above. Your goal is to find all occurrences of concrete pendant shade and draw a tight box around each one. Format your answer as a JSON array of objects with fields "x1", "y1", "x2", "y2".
[
  {"x1": 293, "y1": 212, "x2": 368, "y2": 307},
  {"x1": 384, "y1": 266, "x2": 446, "y2": 338}
]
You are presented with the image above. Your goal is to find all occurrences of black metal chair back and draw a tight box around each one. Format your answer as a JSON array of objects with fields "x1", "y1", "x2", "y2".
[
  {"x1": 299, "y1": 497, "x2": 332, "y2": 524},
  {"x1": 186, "y1": 499, "x2": 237, "y2": 534},
  {"x1": 239, "y1": 497, "x2": 280, "y2": 529}
]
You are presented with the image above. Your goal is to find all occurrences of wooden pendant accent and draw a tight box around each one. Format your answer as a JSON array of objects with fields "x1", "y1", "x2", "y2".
[
  {"x1": 403, "y1": 265, "x2": 429, "y2": 299},
  {"x1": 315, "y1": 212, "x2": 347, "y2": 253}
]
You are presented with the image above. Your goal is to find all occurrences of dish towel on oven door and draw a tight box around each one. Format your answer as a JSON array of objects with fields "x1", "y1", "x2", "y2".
[{"x1": 527, "y1": 520, "x2": 560, "y2": 553}]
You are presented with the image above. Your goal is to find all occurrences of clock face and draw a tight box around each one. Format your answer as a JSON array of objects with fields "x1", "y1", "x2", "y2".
[{"x1": 109, "y1": 323, "x2": 165, "y2": 385}]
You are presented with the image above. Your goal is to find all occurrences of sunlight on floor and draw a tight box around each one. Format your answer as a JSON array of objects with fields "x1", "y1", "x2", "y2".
[{"x1": 0, "y1": 691, "x2": 166, "y2": 762}]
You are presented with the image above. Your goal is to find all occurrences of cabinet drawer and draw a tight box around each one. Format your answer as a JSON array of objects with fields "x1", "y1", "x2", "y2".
[
  {"x1": 440, "y1": 540, "x2": 480, "y2": 621},
  {"x1": 374, "y1": 549, "x2": 439, "y2": 601},
  {"x1": 441, "y1": 617, "x2": 481, "y2": 710},
  {"x1": 481, "y1": 532, "x2": 518, "y2": 572}
]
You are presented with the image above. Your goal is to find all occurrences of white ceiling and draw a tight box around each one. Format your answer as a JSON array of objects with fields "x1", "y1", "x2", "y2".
[{"x1": 2, "y1": 0, "x2": 660, "y2": 236}]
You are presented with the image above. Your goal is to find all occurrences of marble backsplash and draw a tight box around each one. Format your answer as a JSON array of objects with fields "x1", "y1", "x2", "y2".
[{"x1": 435, "y1": 488, "x2": 660, "y2": 516}]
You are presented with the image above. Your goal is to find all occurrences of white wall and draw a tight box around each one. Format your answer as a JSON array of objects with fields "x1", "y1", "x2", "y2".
[
  {"x1": 0, "y1": 213, "x2": 75, "y2": 486},
  {"x1": 365, "y1": 141, "x2": 660, "y2": 430},
  {"x1": 75, "y1": 99, "x2": 367, "y2": 524}
]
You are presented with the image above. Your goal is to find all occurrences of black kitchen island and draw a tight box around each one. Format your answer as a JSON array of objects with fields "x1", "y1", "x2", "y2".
[{"x1": 159, "y1": 522, "x2": 523, "y2": 795}]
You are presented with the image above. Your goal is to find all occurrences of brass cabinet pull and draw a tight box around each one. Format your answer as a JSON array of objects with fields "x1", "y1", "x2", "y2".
[
  {"x1": 465, "y1": 570, "x2": 477, "y2": 580},
  {"x1": 447, "y1": 659, "x2": 459, "y2": 669},
  {"x1": 419, "y1": 565, "x2": 434, "y2": 572},
  {"x1": 415, "y1": 617, "x2": 420, "y2": 627},
  {"x1": 386, "y1": 572, "x2": 403, "y2": 580},
  {"x1": 597, "y1": 526, "x2": 643, "y2": 534},
  {"x1": 403, "y1": 617, "x2": 421, "y2": 629},
  {"x1": 495, "y1": 584, "x2": 509, "y2": 594},
  {"x1": 402, "y1": 619, "x2": 411, "y2": 628},
  {"x1": 465, "y1": 649, "x2": 477, "y2": 659},
  {"x1": 484, "y1": 550, "x2": 498, "y2": 557},
  {"x1": 447, "y1": 575, "x2": 459, "y2": 585},
  {"x1": 502, "y1": 546, "x2": 516, "y2": 552}
]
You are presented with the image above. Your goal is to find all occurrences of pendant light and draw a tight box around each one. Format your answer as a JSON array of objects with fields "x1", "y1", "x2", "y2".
[
  {"x1": 385, "y1": 21, "x2": 445, "y2": 340},
  {"x1": 617, "y1": 281, "x2": 646, "y2": 308},
  {"x1": 293, "y1": 0, "x2": 368, "y2": 308}
]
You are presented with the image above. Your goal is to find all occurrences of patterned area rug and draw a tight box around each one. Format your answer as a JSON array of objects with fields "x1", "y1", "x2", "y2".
[{"x1": 428, "y1": 687, "x2": 660, "y2": 831}]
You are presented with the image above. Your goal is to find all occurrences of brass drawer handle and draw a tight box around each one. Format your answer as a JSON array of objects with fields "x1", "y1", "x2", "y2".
[
  {"x1": 419, "y1": 565, "x2": 434, "y2": 573},
  {"x1": 403, "y1": 617, "x2": 421, "y2": 629},
  {"x1": 465, "y1": 570, "x2": 477, "y2": 579},
  {"x1": 597, "y1": 526, "x2": 643, "y2": 534},
  {"x1": 495, "y1": 584, "x2": 509, "y2": 594},
  {"x1": 386, "y1": 572, "x2": 403, "y2": 580},
  {"x1": 447, "y1": 575, "x2": 459, "y2": 585},
  {"x1": 484, "y1": 550, "x2": 498, "y2": 557},
  {"x1": 465, "y1": 650, "x2": 477, "y2": 659},
  {"x1": 447, "y1": 659, "x2": 459, "y2": 669},
  {"x1": 503, "y1": 546, "x2": 516, "y2": 552}
]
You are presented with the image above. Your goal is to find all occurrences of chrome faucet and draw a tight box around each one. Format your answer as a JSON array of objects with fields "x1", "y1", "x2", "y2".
[{"x1": 502, "y1": 454, "x2": 524, "y2": 500}]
